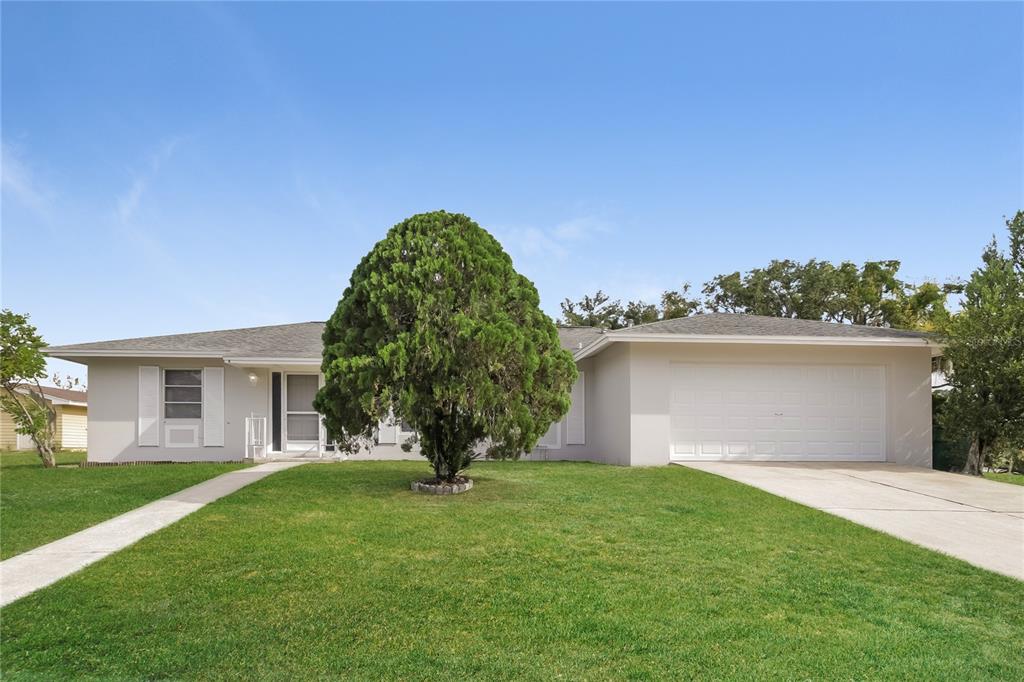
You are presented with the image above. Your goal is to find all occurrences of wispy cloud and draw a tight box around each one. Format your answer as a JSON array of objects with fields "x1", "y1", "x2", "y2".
[
  {"x1": 116, "y1": 137, "x2": 184, "y2": 224},
  {"x1": 111, "y1": 136, "x2": 221, "y2": 316},
  {"x1": 498, "y1": 215, "x2": 614, "y2": 262},
  {"x1": 1, "y1": 143, "x2": 55, "y2": 220},
  {"x1": 552, "y1": 216, "x2": 611, "y2": 242}
]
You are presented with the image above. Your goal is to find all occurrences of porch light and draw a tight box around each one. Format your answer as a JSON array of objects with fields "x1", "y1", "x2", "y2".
[{"x1": 248, "y1": 372, "x2": 259, "y2": 385}]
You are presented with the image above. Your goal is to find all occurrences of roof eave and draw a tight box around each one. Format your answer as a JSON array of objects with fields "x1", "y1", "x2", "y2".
[
  {"x1": 573, "y1": 333, "x2": 941, "y2": 360},
  {"x1": 223, "y1": 357, "x2": 321, "y2": 367},
  {"x1": 44, "y1": 348, "x2": 227, "y2": 361}
]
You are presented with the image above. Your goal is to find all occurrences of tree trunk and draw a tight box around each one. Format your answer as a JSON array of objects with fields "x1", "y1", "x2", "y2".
[
  {"x1": 37, "y1": 441, "x2": 56, "y2": 468},
  {"x1": 962, "y1": 436, "x2": 984, "y2": 476}
]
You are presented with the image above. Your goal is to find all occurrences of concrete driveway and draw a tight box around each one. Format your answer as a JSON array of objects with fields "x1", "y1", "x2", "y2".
[{"x1": 678, "y1": 462, "x2": 1024, "y2": 580}]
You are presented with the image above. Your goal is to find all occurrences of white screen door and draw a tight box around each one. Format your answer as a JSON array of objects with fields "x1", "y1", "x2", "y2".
[{"x1": 285, "y1": 374, "x2": 320, "y2": 450}]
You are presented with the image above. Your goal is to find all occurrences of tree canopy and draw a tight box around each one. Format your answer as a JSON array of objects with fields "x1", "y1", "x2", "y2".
[
  {"x1": 561, "y1": 260, "x2": 959, "y2": 331},
  {"x1": 559, "y1": 285, "x2": 700, "y2": 329},
  {"x1": 0, "y1": 309, "x2": 58, "y2": 467},
  {"x1": 939, "y1": 212, "x2": 1024, "y2": 475},
  {"x1": 314, "y1": 211, "x2": 578, "y2": 482},
  {"x1": 702, "y1": 259, "x2": 959, "y2": 329}
]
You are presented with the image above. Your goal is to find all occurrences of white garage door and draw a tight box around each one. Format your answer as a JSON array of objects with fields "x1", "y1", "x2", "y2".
[{"x1": 669, "y1": 363, "x2": 885, "y2": 461}]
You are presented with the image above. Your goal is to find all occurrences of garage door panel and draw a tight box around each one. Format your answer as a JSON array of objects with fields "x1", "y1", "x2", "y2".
[
  {"x1": 805, "y1": 416, "x2": 829, "y2": 431},
  {"x1": 673, "y1": 441, "x2": 695, "y2": 456},
  {"x1": 700, "y1": 441, "x2": 722, "y2": 455},
  {"x1": 670, "y1": 362, "x2": 885, "y2": 462}
]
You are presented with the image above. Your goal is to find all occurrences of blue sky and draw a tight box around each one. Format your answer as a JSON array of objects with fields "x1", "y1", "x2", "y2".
[{"x1": 2, "y1": 1, "x2": 1022, "y2": 384}]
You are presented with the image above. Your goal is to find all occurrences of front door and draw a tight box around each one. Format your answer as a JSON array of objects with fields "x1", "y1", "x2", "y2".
[{"x1": 284, "y1": 374, "x2": 320, "y2": 451}]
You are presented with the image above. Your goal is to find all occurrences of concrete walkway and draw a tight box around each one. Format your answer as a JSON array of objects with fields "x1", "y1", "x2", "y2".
[
  {"x1": 678, "y1": 462, "x2": 1024, "y2": 581},
  {"x1": 0, "y1": 461, "x2": 305, "y2": 607}
]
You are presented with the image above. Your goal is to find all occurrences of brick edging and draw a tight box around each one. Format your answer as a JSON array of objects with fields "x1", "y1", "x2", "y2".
[{"x1": 410, "y1": 479, "x2": 474, "y2": 495}]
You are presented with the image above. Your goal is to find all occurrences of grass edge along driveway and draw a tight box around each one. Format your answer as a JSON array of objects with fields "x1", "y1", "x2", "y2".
[{"x1": 2, "y1": 461, "x2": 1022, "y2": 680}]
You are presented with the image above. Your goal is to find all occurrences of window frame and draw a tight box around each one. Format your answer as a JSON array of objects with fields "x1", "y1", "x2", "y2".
[{"x1": 163, "y1": 368, "x2": 203, "y2": 420}]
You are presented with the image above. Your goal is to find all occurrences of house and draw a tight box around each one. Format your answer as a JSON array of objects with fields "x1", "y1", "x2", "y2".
[
  {"x1": 0, "y1": 385, "x2": 88, "y2": 451},
  {"x1": 43, "y1": 314, "x2": 940, "y2": 467}
]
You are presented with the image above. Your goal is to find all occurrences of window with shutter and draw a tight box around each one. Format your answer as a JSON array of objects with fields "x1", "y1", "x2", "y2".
[
  {"x1": 566, "y1": 371, "x2": 585, "y2": 445},
  {"x1": 138, "y1": 366, "x2": 160, "y2": 446}
]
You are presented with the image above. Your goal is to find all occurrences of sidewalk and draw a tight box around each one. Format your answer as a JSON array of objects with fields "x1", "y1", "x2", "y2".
[{"x1": 0, "y1": 461, "x2": 306, "y2": 607}]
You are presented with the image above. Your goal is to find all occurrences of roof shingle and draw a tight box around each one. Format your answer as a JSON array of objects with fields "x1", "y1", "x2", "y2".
[
  {"x1": 46, "y1": 322, "x2": 604, "y2": 359},
  {"x1": 608, "y1": 313, "x2": 930, "y2": 340}
]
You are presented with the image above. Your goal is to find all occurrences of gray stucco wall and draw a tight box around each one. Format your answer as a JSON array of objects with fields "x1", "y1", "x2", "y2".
[
  {"x1": 81, "y1": 341, "x2": 932, "y2": 468},
  {"x1": 86, "y1": 358, "x2": 268, "y2": 462}
]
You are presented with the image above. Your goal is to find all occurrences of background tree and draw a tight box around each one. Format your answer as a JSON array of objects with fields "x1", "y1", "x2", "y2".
[
  {"x1": 703, "y1": 258, "x2": 958, "y2": 329},
  {"x1": 622, "y1": 300, "x2": 659, "y2": 327},
  {"x1": 939, "y1": 212, "x2": 1024, "y2": 475},
  {"x1": 50, "y1": 373, "x2": 86, "y2": 391},
  {"x1": 560, "y1": 284, "x2": 700, "y2": 329},
  {"x1": 702, "y1": 259, "x2": 834, "y2": 319},
  {"x1": 0, "y1": 310, "x2": 58, "y2": 467},
  {"x1": 559, "y1": 290, "x2": 625, "y2": 328},
  {"x1": 659, "y1": 284, "x2": 702, "y2": 320},
  {"x1": 315, "y1": 211, "x2": 578, "y2": 483}
]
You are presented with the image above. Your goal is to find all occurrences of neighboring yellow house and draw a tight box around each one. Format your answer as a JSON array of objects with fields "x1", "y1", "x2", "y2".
[{"x1": 0, "y1": 385, "x2": 88, "y2": 451}]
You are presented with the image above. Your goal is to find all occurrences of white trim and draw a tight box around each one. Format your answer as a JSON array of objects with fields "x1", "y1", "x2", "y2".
[
  {"x1": 224, "y1": 357, "x2": 320, "y2": 367},
  {"x1": 45, "y1": 349, "x2": 322, "y2": 365},
  {"x1": 574, "y1": 332, "x2": 939, "y2": 360},
  {"x1": 45, "y1": 349, "x2": 224, "y2": 359}
]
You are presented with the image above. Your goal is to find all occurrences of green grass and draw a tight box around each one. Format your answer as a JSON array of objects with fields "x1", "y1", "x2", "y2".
[
  {"x1": 0, "y1": 450, "x2": 246, "y2": 559},
  {"x1": 984, "y1": 472, "x2": 1024, "y2": 486},
  {"x1": 2, "y1": 461, "x2": 1022, "y2": 680}
]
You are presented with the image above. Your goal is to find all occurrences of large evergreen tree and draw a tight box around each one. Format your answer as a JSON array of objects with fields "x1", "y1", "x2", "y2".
[
  {"x1": 940, "y1": 212, "x2": 1024, "y2": 475},
  {"x1": 315, "y1": 211, "x2": 577, "y2": 483}
]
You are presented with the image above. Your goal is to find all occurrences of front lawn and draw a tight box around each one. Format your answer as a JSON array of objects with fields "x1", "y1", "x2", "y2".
[
  {"x1": 2, "y1": 461, "x2": 1022, "y2": 680},
  {"x1": 0, "y1": 450, "x2": 247, "y2": 559},
  {"x1": 984, "y1": 471, "x2": 1024, "y2": 486}
]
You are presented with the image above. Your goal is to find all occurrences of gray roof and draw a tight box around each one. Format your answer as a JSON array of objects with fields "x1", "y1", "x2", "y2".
[
  {"x1": 556, "y1": 326, "x2": 605, "y2": 351},
  {"x1": 16, "y1": 384, "x2": 88, "y2": 403},
  {"x1": 607, "y1": 313, "x2": 930, "y2": 339},
  {"x1": 46, "y1": 322, "x2": 326, "y2": 359},
  {"x1": 45, "y1": 314, "x2": 930, "y2": 361},
  {"x1": 46, "y1": 321, "x2": 603, "y2": 359}
]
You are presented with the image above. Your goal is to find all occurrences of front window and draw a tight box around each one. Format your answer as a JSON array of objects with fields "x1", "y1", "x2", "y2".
[{"x1": 164, "y1": 369, "x2": 202, "y2": 419}]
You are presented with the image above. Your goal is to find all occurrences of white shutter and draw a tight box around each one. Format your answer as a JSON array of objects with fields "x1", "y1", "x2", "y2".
[
  {"x1": 567, "y1": 371, "x2": 585, "y2": 445},
  {"x1": 538, "y1": 420, "x2": 561, "y2": 448},
  {"x1": 377, "y1": 416, "x2": 397, "y2": 444},
  {"x1": 138, "y1": 366, "x2": 160, "y2": 446},
  {"x1": 203, "y1": 367, "x2": 225, "y2": 447}
]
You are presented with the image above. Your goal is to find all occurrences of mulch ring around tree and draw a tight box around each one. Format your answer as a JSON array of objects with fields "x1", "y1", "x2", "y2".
[{"x1": 410, "y1": 477, "x2": 474, "y2": 495}]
